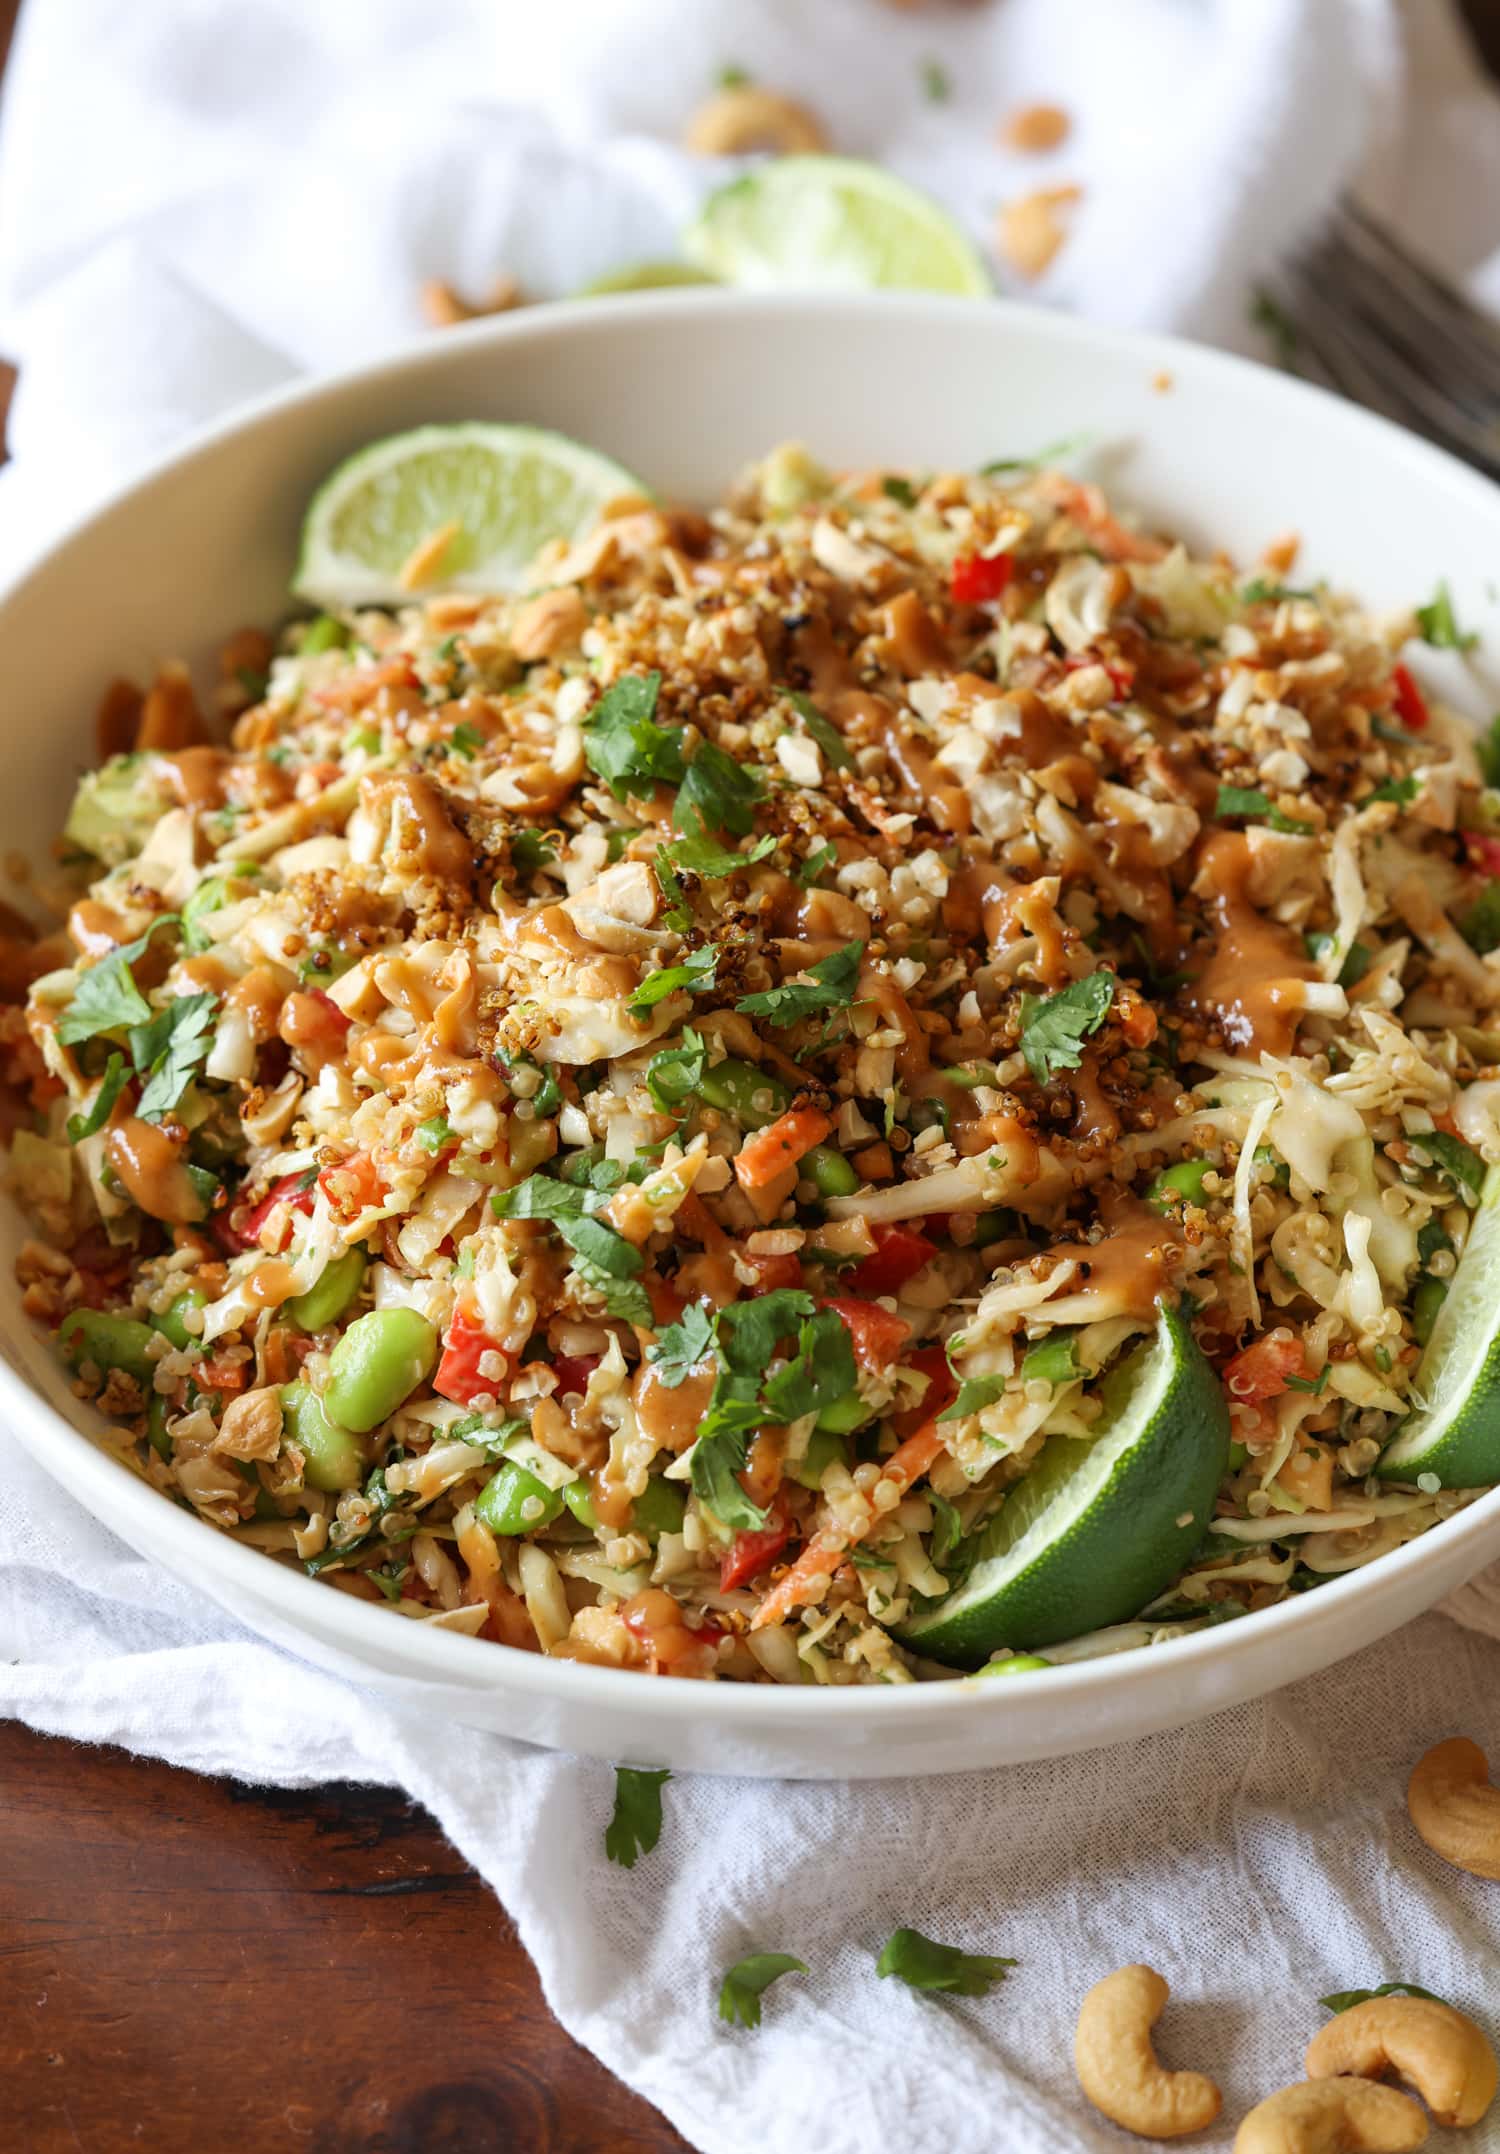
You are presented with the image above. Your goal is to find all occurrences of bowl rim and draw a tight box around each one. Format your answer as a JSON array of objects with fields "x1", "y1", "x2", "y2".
[{"x1": 8, "y1": 285, "x2": 1500, "y2": 1726}]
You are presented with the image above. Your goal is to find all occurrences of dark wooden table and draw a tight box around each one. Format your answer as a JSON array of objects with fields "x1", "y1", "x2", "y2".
[{"x1": 7, "y1": 4, "x2": 1500, "y2": 2149}]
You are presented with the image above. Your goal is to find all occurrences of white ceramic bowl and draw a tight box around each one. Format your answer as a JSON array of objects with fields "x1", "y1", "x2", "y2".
[{"x1": 6, "y1": 293, "x2": 1500, "y2": 1779}]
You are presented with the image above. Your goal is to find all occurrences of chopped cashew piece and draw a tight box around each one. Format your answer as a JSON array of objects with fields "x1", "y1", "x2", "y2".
[
  {"x1": 1407, "y1": 1736, "x2": 1500, "y2": 1879},
  {"x1": 1074, "y1": 1964, "x2": 1221, "y2": 2140},
  {"x1": 685, "y1": 87, "x2": 826, "y2": 155},
  {"x1": 1233, "y1": 2080, "x2": 1428, "y2": 2154},
  {"x1": 997, "y1": 186, "x2": 1081, "y2": 280},
  {"x1": 1304, "y1": 1994, "x2": 1497, "y2": 2131}
]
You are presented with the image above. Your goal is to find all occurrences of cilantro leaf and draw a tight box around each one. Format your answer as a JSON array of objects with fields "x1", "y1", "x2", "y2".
[
  {"x1": 1420, "y1": 1130, "x2": 1484, "y2": 1198},
  {"x1": 131, "y1": 992, "x2": 217, "y2": 1120},
  {"x1": 646, "y1": 1025, "x2": 706, "y2": 1113},
  {"x1": 1362, "y1": 774, "x2": 1419, "y2": 808},
  {"x1": 979, "y1": 433, "x2": 1091, "y2": 478},
  {"x1": 1214, "y1": 784, "x2": 1312, "y2": 835},
  {"x1": 583, "y1": 673, "x2": 686, "y2": 799},
  {"x1": 66, "y1": 1052, "x2": 129, "y2": 1144},
  {"x1": 689, "y1": 1384, "x2": 767, "y2": 1532},
  {"x1": 782, "y1": 689, "x2": 853, "y2": 773},
  {"x1": 491, "y1": 1174, "x2": 600, "y2": 1222},
  {"x1": 1319, "y1": 1981, "x2": 1449, "y2": 2015},
  {"x1": 650, "y1": 1301, "x2": 715, "y2": 1385},
  {"x1": 939, "y1": 1372, "x2": 1008, "y2": 1422},
  {"x1": 1018, "y1": 972, "x2": 1116, "y2": 1084},
  {"x1": 417, "y1": 1115, "x2": 456, "y2": 1155},
  {"x1": 653, "y1": 846, "x2": 691, "y2": 931},
  {"x1": 448, "y1": 720, "x2": 485, "y2": 759},
  {"x1": 736, "y1": 939, "x2": 864, "y2": 1027},
  {"x1": 919, "y1": 56, "x2": 949, "y2": 103},
  {"x1": 57, "y1": 915, "x2": 179, "y2": 1047},
  {"x1": 629, "y1": 944, "x2": 719, "y2": 1015},
  {"x1": 509, "y1": 828, "x2": 557, "y2": 875},
  {"x1": 795, "y1": 842, "x2": 838, "y2": 888},
  {"x1": 1020, "y1": 1330, "x2": 1080, "y2": 1388},
  {"x1": 760, "y1": 1306, "x2": 857, "y2": 1424},
  {"x1": 874, "y1": 1927, "x2": 1017, "y2": 1998},
  {"x1": 718, "y1": 1952, "x2": 808, "y2": 2029},
  {"x1": 1478, "y1": 714, "x2": 1500, "y2": 787},
  {"x1": 881, "y1": 475, "x2": 918, "y2": 507},
  {"x1": 604, "y1": 1765, "x2": 671, "y2": 1868},
  {"x1": 659, "y1": 830, "x2": 777, "y2": 881},
  {"x1": 1417, "y1": 1219, "x2": 1453, "y2": 1267},
  {"x1": 555, "y1": 1211, "x2": 641, "y2": 1277},
  {"x1": 1460, "y1": 882, "x2": 1500, "y2": 956},
  {"x1": 1416, "y1": 580, "x2": 1478, "y2": 653},
  {"x1": 675, "y1": 739, "x2": 765, "y2": 838},
  {"x1": 573, "y1": 1264, "x2": 654, "y2": 1328},
  {"x1": 928, "y1": 1490, "x2": 963, "y2": 1566},
  {"x1": 720, "y1": 1290, "x2": 816, "y2": 1374},
  {"x1": 1241, "y1": 578, "x2": 1315, "y2": 604}
]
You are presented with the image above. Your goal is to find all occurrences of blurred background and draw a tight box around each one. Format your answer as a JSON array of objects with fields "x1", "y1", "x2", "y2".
[{"x1": 0, "y1": 0, "x2": 1495, "y2": 554}]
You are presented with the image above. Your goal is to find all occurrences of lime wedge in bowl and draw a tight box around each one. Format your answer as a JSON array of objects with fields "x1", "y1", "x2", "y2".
[
  {"x1": 292, "y1": 422, "x2": 647, "y2": 609},
  {"x1": 898, "y1": 1304, "x2": 1229, "y2": 1669},
  {"x1": 1377, "y1": 1164, "x2": 1500, "y2": 1487},
  {"x1": 684, "y1": 156, "x2": 992, "y2": 296}
]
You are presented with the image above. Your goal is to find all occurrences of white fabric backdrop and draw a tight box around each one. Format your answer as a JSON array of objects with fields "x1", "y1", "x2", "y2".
[{"x1": 2, "y1": 3, "x2": 1500, "y2": 2149}]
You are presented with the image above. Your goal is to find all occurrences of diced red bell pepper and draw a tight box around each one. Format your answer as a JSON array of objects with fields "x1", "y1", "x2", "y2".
[
  {"x1": 896, "y1": 1341, "x2": 957, "y2": 1433},
  {"x1": 818, "y1": 1294, "x2": 912, "y2": 1371},
  {"x1": 549, "y1": 1352, "x2": 601, "y2": 1401},
  {"x1": 231, "y1": 1170, "x2": 316, "y2": 1253},
  {"x1": 848, "y1": 1223, "x2": 937, "y2": 1297},
  {"x1": 1466, "y1": 833, "x2": 1500, "y2": 878},
  {"x1": 1391, "y1": 663, "x2": 1429, "y2": 732},
  {"x1": 1222, "y1": 1332, "x2": 1308, "y2": 1404},
  {"x1": 720, "y1": 1497, "x2": 793, "y2": 1592},
  {"x1": 318, "y1": 1150, "x2": 385, "y2": 1224},
  {"x1": 741, "y1": 1248, "x2": 804, "y2": 1293},
  {"x1": 949, "y1": 551, "x2": 1015, "y2": 606},
  {"x1": 434, "y1": 1300, "x2": 508, "y2": 1407}
]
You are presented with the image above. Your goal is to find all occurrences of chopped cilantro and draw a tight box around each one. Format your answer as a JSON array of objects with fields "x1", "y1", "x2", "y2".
[
  {"x1": 1304, "y1": 931, "x2": 1372, "y2": 988},
  {"x1": 1362, "y1": 774, "x2": 1419, "y2": 807},
  {"x1": 940, "y1": 1372, "x2": 1007, "y2": 1421},
  {"x1": 1477, "y1": 715, "x2": 1500, "y2": 786},
  {"x1": 1285, "y1": 1366, "x2": 1330, "y2": 1395},
  {"x1": 658, "y1": 829, "x2": 777, "y2": 882},
  {"x1": 56, "y1": 915, "x2": 179, "y2": 1047},
  {"x1": 795, "y1": 841, "x2": 838, "y2": 888},
  {"x1": 920, "y1": 56, "x2": 950, "y2": 102},
  {"x1": 605, "y1": 825, "x2": 642, "y2": 863},
  {"x1": 1415, "y1": 580, "x2": 1478, "y2": 653},
  {"x1": 688, "y1": 1291, "x2": 816, "y2": 1530},
  {"x1": 650, "y1": 1301, "x2": 715, "y2": 1385},
  {"x1": 66, "y1": 1052, "x2": 128, "y2": 1143},
  {"x1": 1017, "y1": 972, "x2": 1115, "y2": 1084},
  {"x1": 881, "y1": 475, "x2": 918, "y2": 508},
  {"x1": 129, "y1": 992, "x2": 217, "y2": 1120},
  {"x1": 1421, "y1": 1130, "x2": 1484, "y2": 1198},
  {"x1": 1460, "y1": 882, "x2": 1500, "y2": 956},
  {"x1": 715, "y1": 61, "x2": 750, "y2": 89},
  {"x1": 718, "y1": 1953, "x2": 807, "y2": 2029},
  {"x1": 554, "y1": 1210, "x2": 640, "y2": 1279},
  {"x1": 1250, "y1": 287, "x2": 1299, "y2": 367},
  {"x1": 783, "y1": 688, "x2": 853, "y2": 772},
  {"x1": 492, "y1": 1174, "x2": 603, "y2": 1223},
  {"x1": 604, "y1": 1765, "x2": 670, "y2": 1868},
  {"x1": 1319, "y1": 1981, "x2": 1449, "y2": 2015},
  {"x1": 448, "y1": 721, "x2": 485, "y2": 760},
  {"x1": 760, "y1": 1306, "x2": 857, "y2": 1424},
  {"x1": 676, "y1": 738, "x2": 765, "y2": 838},
  {"x1": 653, "y1": 846, "x2": 691, "y2": 931},
  {"x1": 583, "y1": 672, "x2": 685, "y2": 799},
  {"x1": 416, "y1": 1116, "x2": 456, "y2": 1155},
  {"x1": 301, "y1": 614, "x2": 350, "y2": 655},
  {"x1": 928, "y1": 1490, "x2": 963, "y2": 1566},
  {"x1": 629, "y1": 944, "x2": 719, "y2": 1014},
  {"x1": 1417, "y1": 1219, "x2": 1453, "y2": 1267},
  {"x1": 1020, "y1": 1331, "x2": 1080, "y2": 1387},
  {"x1": 1214, "y1": 784, "x2": 1313, "y2": 834},
  {"x1": 508, "y1": 828, "x2": 558, "y2": 876},
  {"x1": 736, "y1": 938, "x2": 864, "y2": 1027},
  {"x1": 875, "y1": 1927, "x2": 1017, "y2": 1998},
  {"x1": 1240, "y1": 577, "x2": 1315, "y2": 603},
  {"x1": 979, "y1": 433, "x2": 1090, "y2": 478},
  {"x1": 646, "y1": 1025, "x2": 706, "y2": 1114}
]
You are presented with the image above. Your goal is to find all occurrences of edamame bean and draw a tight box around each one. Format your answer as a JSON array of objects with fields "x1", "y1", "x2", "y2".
[
  {"x1": 301, "y1": 613, "x2": 351, "y2": 655},
  {"x1": 696, "y1": 1057, "x2": 790, "y2": 1131},
  {"x1": 1412, "y1": 1275, "x2": 1447, "y2": 1349},
  {"x1": 1146, "y1": 1159, "x2": 1213, "y2": 1213},
  {"x1": 791, "y1": 1421, "x2": 851, "y2": 1489},
  {"x1": 1226, "y1": 1440, "x2": 1250, "y2": 1471},
  {"x1": 153, "y1": 1287, "x2": 207, "y2": 1351},
  {"x1": 322, "y1": 1308, "x2": 438, "y2": 1432},
  {"x1": 56, "y1": 1309, "x2": 157, "y2": 1386},
  {"x1": 476, "y1": 1460, "x2": 563, "y2": 1536},
  {"x1": 805, "y1": 1144, "x2": 859, "y2": 1198},
  {"x1": 146, "y1": 1393, "x2": 172, "y2": 1459},
  {"x1": 974, "y1": 1654, "x2": 1051, "y2": 1678},
  {"x1": 287, "y1": 1246, "x2": 367, "y2": 1333},
  {"x1": 562, "y1": 1475, "x2": 686, "y2": 1536},
  {"x1": 280, "y1": 1381, "x2": 366, "y2": 1493}
]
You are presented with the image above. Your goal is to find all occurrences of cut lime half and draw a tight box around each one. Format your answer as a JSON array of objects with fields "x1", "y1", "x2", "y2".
[
  {"x1": 292, "y1": 422, "x2": 647, "y2": 609},
  {"x1": 898, "y1": 1304, "x2": 1229, "y2": 1669},
  {"x1": 1378, "y1": 1165, "x2": 1500, "y2": 1487},
  {"x1": 684, "y1": 156, "x2": 992, "y2": 297}
]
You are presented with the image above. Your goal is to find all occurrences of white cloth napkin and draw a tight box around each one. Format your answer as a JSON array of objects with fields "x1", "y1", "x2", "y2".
[{"x1": 4, "y1": 4, "x2": 1500, "y2": 2150}]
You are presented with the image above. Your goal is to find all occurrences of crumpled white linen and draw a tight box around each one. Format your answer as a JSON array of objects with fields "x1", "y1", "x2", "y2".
[{"x1": 2, "y1": 4, "x2": 1500, "y2": 2149}]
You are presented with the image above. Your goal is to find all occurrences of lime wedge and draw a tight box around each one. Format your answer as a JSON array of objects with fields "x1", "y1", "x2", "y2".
[
  {"x1": 577, "y1": 262, "x2": 720, "y2": 296},
  {"x1": 292, "y1": 422, "x2": 647, "y2": 609},
  {"x1": 898, "y1": 1305, "x2": 1229, "y2": 1668},
  {"x1": 1378, "y1": 1166, "x2": 1500, "y2": 1486},
  {"x1": 684, "y1": 156, "x2": 991, "y2": 297}
]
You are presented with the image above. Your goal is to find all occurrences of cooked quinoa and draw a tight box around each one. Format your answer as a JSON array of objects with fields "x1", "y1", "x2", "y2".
[{"x1": 9, "y1": 442, "x2": 1500, "y2": 1682}]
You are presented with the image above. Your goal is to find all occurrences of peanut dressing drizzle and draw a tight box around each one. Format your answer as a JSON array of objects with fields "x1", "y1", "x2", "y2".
[{"x1": 1184, "y1": 831, "x2": 1320, "y2": 1056}]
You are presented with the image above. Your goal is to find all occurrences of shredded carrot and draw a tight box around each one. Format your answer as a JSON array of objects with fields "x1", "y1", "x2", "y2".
[
  {"x1": 750, "y1": 1417, "x2": 947, "y2": 1630},
  {"x1": 733, "y1": 1106, "x2": 833, "y2": 1192}
]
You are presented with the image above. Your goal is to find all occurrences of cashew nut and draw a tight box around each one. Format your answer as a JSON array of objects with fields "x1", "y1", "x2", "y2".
[
  {"x1": 1407, "y1": 1736, "x2": 1500, "y2": 1879},
  {"x1": 1305, "y1": 1995, "x2": 1497, "y2": 2130},
  {"x1": 684, "y1": 87, "x2": 827, "y2": 157},
  {"x1": 1234, "y1": 2080, "x2": 1427, "y2": 2153},
  {"x1": 1074, "y1": 1964, "x2": 1222, "y2": 2139}
]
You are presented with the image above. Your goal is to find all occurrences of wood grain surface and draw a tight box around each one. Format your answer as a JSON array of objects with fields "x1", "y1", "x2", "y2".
[
  {"x1": 0, "y1": 1719, "x2": 693, "y2": 2154},
  {"x1": 6, "y1": 6, "x2": 1500, "y2": 2152}
]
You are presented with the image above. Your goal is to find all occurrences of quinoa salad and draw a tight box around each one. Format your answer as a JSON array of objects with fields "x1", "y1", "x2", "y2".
[{"x1": 10, "y1": 441, "x2": 1500, "y2": 1685}]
